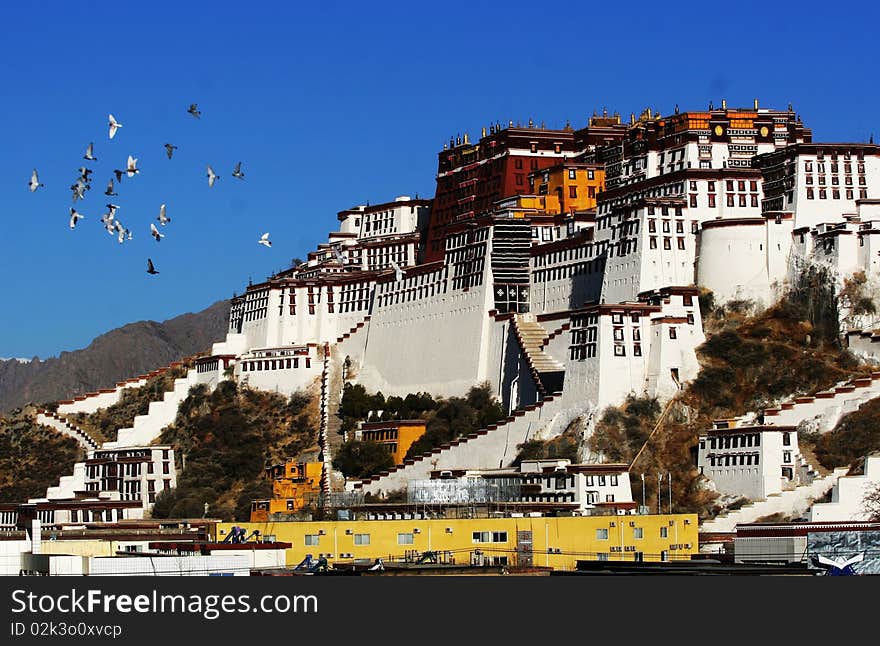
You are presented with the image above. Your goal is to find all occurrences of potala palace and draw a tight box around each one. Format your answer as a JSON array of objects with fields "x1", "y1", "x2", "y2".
[{"x1": 13, "y1": 100, "x2": 880, "y2": 536}]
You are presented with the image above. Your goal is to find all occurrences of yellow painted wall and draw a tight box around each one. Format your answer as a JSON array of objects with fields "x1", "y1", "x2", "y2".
[
  {"x1": 38, "y1": 540, "x2": 124, "y2": 557},
  {"x1": 533, "y1": 167, "x2": 605, "y2": 214},
  {"x1": 216, "y1": 514, "x2": 698, "y2": 571},
  {"x1": 392, "y1": 423, "x2": 425, "y2": 465}
]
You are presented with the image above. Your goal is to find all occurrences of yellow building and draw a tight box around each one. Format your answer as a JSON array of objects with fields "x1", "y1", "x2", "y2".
[
  {"x1": 529, "y1": 162, "x2": 605, "y2": 214},
  {"x1": 216, "y1": 513, "x2": 698, "y2": 571},
  {"x1": 249, "y1": 461, "x2": 324, "y2": 522},
  {"x1": 359, "y1": 420, "x2": 426, "y2": 465}
]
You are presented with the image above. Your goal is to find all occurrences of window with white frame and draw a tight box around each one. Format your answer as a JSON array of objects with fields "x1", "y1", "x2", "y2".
[
  {"x1": 398, "y1": 533, "x2": 414, "y2": 545},
  {"x1": 354, "y1": 534, "x2": 370, "y2": 545}
]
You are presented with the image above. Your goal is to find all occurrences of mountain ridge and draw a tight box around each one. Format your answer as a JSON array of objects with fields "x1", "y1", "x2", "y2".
[{"x1": 0, "y1": 300, "x2": 231, "y2": 413}]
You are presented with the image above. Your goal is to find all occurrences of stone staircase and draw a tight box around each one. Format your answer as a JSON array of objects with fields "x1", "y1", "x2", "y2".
[
  {"x1": 34, "y1": 366, "x2": 205, "y2": 505},
  {"x1": 761, "y1": 372, "x2": 880, "y2": 432},
  {"x1": 335, "y1": 316, "x2": 371, "y2": 344},
  {"x1": 102, "y1": 368, "x2": 200, "y2": 449},
  {"x1": 354, "y1": 393, "x2": 565, "y2": 496},
  {"x1": 318, "y1": 343, "x2": 332, "y2": 496},
  {"x1": 55, "y1": 357, "x2": 200, "y2": 416},
  {"x1": 700, "y1": 467, "x2": 850, "y2": 533},
  {"x1": 35, "y1": 410, "x2": 99, "y2": 452},
  {"x1": 40, "y1": 462, "x2": 88, "y2": 501},
  {"x1": 512, "y1": 315, "x2": 565, "y2": 396}
]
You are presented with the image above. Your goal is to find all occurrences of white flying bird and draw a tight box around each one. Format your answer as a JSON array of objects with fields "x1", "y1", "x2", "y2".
[
  {"x1": 258, "y1": 232, "x2": 272, "y2": 247},
  {"x1": 84, "y1": 142, "x2": 97, "y2": 161},
  {"x1": 29, "y1": 169, "x2": 44, "y2": 192},
  {"x1": 232, "y1": 161, "x2": 245, "y2": 179},
  {"x1": 69, "y1": 208, "x2": 84, "y2": 229},
  {"x1": 102, "y1": 215, "x2": 116, "y2": 235},
  {"x1": 116, "y1": 222, "x2": 131, "y2": 244},
  {"x1": 207, "y1": 165, "x2": 218, "y2": 187},
  {"x1": 333, "y1": 246, "x2": 345, "y2": 265},
  {"x1": 126, "y1": 155, "x2": 139, "y2": 177},
  {"x1": 108, "y1": 114, "x2": 122, "y2": 139},
  {"x1": 157, "y1": 203, "x2": 170, "y2": 225},
  {"x1": 150, "y1": 222, "x2": 164, "y2": 242},
  {"x1": 70, "y1": 180, "x2": 87, "y2": 202}
]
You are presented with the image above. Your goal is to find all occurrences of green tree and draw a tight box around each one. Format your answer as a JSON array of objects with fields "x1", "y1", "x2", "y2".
[{"x1": 332, "y1": 440, "x2": 395, "y2": 479}]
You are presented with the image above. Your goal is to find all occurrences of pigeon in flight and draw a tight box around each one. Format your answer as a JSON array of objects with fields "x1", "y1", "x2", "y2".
[
  {"x1": 104, "y1": 178, "x2": 118, "y2": 196},
  {"x1": 207, "y1": 165, "x2": 218, "y2": 187},
  {"x1": 188, "y1": 103, "x2": 201, "y2": 119},
  {"x1": 146, "y1": 258, "x2": 159, "y2": 275},
  {"x1": 101, "y1": 211, "x2": 116, "y2": 234},
  {"x1": 115, "y1": 220, "x2": 131, "y2": 244},
  {"x1": 108, "y1": 114, "x2": 122, "y2": 139},
  {"x1": 150, "y1": 222, "x2": 164, "y2": 242},
  {"x1": 232, "y1": 162, "x2": 245, "y2": 179},
  {"x1": 258, "y1": 232, "x2": 272, "y2": 247},
  {"x1": 70, "y1": 180, "x2": 87, "y2": 202},
  {"x1": 157, "y1": 203, "x2": 170, "y2": 226},
  {"x1": 113, "y1": 169, "x2": 124, "y2": 183},
  {"x1": 29, "y1": 169, "x2": 44, "y2": 192},
  {"x1": 126, "y1": 155, "x2": 139, "y2": 177},
  {"x1": 84, "y1": 142, "x2": 97, "y2": 161},
  {"x1": 333, "y1": 246, "x2": 345, "y2": 265},
  {"x1": 78, "y1": 167, "x2": 93, "y2": 183},
  {"x1": 69, "y1": 208, "x2": 84, "y2": 229},
  {"x1": 105, "y1": 203, "x2": 120, "y2": 217},
  {"x1": 164, "y1": 143, "x2": 178, "y2": 159}
]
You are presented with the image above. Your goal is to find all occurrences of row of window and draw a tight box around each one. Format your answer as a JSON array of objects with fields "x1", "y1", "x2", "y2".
[
  {"x1": 707, "y1": 453, "x2": 760, "y2": 466},
  {"x1": 805, "y1": 174, "x2": 864, "y2": 186},
  {"x1": 806, "y1": 188, "x2": 868, "y2": 200},
  {"x1": 302, "y1": 530, "x2": 511, "y2": 547},
  {"x1": 241, "y1": 357, "x2": 312, "y2": 372},
  {"x1": 648, "y1": 236, "x2": 687, "y2": 251}
]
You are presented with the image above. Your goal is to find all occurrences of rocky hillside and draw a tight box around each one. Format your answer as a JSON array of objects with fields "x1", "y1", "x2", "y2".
[
  {"x1": 152, "y1": 381, "x2": 322, "y2": 522},
  {"x1": 0, "y1": 300, "x2": 230, "y2": 413},
  {"x1": 0, "y1": 408, "x2": 83, "y2": 504},
  {"x1": 580, "y1": 282, "x2": 878, "y2": 520}
]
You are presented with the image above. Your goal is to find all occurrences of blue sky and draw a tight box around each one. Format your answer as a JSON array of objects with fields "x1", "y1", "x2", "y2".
[{"x1": 2, "y1": 2, "x2": 878, "y2": 359}]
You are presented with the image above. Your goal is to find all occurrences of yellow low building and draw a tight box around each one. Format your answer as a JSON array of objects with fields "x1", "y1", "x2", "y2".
[
  {"x1": 216, "y1": 513, "x2": 698, "y2": 571},
  {"x1": 359, "y1": 420, "x2": 426, "y2": 465},
  {"x1": 249, "y1": 461, "x2": 324, "y2": 522},
  {"x1": 529, "y1": 162, "x2": 605, "y2": 214}
]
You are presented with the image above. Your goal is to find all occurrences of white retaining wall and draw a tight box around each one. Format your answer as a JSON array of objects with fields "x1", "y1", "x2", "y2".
[{"x1": 355, "y1": 396, "x2": 566, "y2": 496}]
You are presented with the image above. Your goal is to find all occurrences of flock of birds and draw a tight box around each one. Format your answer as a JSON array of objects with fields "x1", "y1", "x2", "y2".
[{"x1": 28, "y1": 104, "x2": 272, "y2": 276}]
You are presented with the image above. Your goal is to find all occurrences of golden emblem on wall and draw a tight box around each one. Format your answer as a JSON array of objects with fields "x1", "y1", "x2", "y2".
[
  {"x1": 714, "y1": 125, "x2": 724, "y2": 136},
  {"x1": 760, "y1": 126, "x2": 769, "y2": 137}
]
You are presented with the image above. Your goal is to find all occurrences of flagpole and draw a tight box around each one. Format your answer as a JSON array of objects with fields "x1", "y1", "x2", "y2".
[{"x1": 657, "y1": 473, "x2": 662, "y2": 514}]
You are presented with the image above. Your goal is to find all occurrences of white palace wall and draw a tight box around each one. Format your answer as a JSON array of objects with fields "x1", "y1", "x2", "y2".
[
  {"x1": 697, "y1": 219, "x2": 776, "y2": 306},
  {"x1": 357, "y1": 267, "x2": 495, "y2": 400}
]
